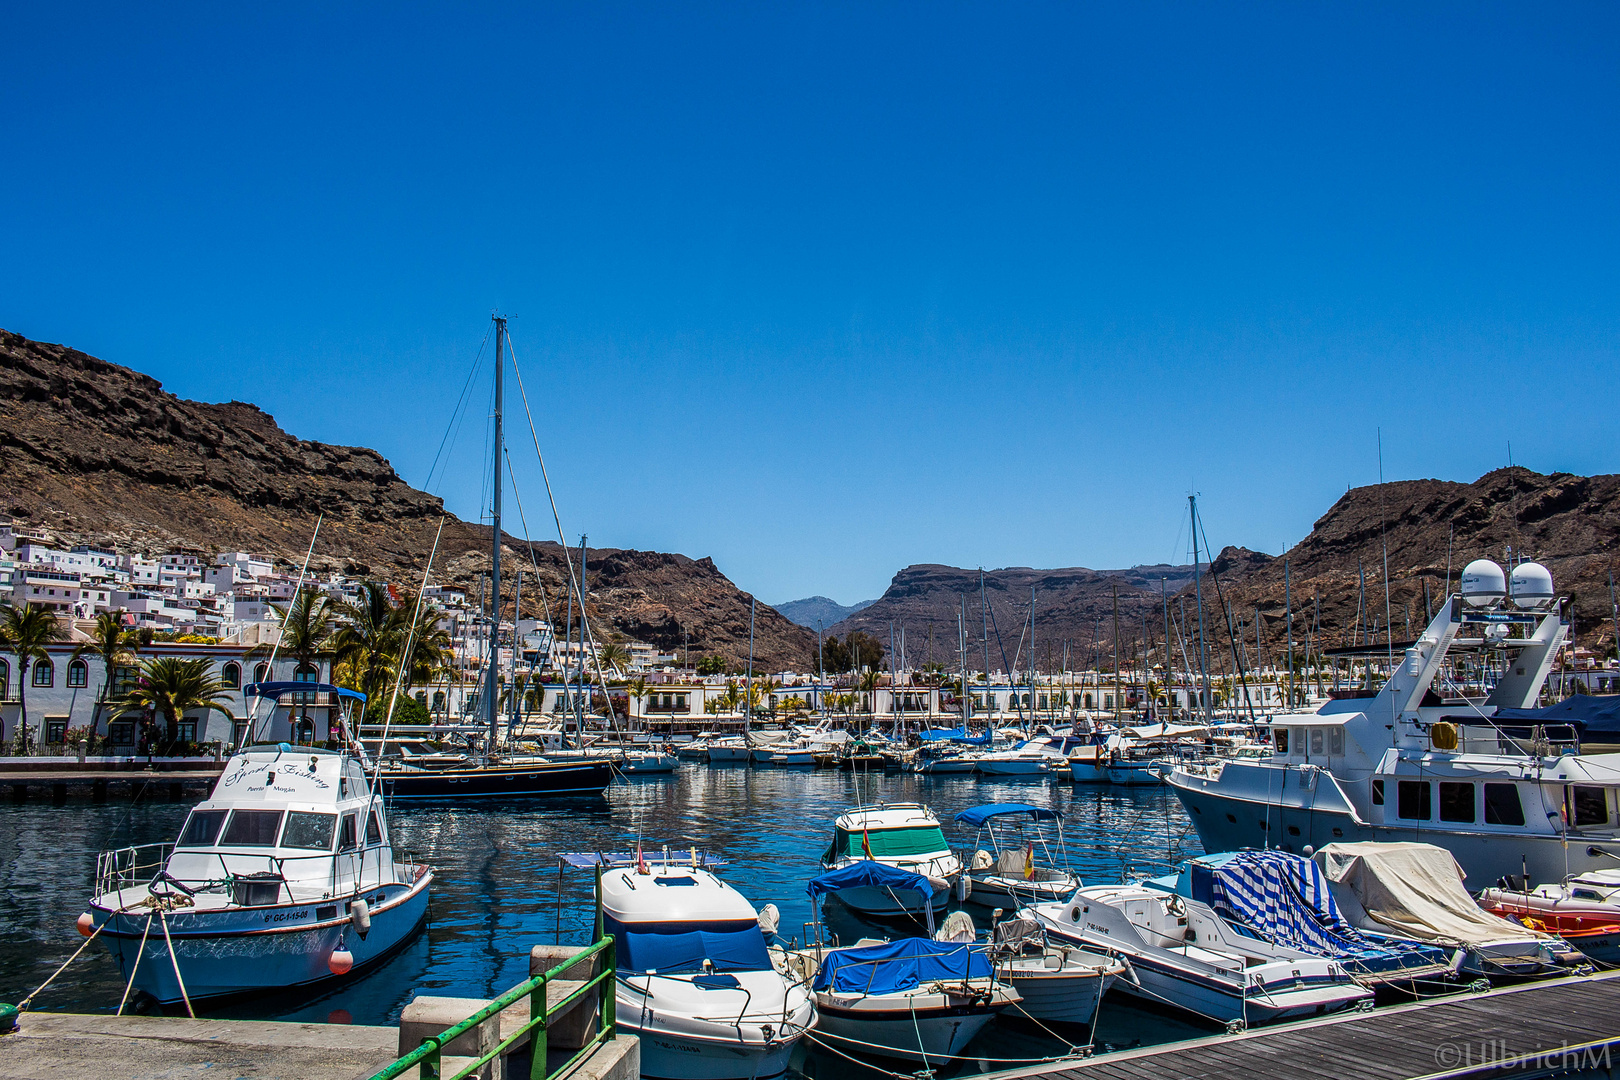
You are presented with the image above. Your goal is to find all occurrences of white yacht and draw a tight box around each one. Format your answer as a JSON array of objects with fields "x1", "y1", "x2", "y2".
[
  {"x1": 818, "y1": 804, "x2": 959, "y2": 916},
  {"x1": 1164, "y1": 560, "x2": 1620, "y2": 885},
  {"x1": 602, "y1": 857, "x2": 814, "y2": 1079},
  {"x1": 86, "y1": 728, "x2": 432, "y2": 1003}
]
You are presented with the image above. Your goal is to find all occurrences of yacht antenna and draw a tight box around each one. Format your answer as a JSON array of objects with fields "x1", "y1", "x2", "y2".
[
  {"x1": 486, "y1": 314, "x2": 505, "y2": 754},
  {"x1": 245, "y1": 514, "x2": 323, "y2": 747}
]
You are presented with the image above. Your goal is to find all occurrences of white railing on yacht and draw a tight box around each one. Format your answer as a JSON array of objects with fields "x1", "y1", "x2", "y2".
[{"x1": 95, "y1": 841, "x2": 421, "y2": 907}]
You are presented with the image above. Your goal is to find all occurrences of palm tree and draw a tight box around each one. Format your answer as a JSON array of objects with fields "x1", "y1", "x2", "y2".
[
  {"x1": 73, "y1": 612, "x2": 140, "y2": 737},
  {"x1": 858, "y1": 670, "x2": 881, "y2": 715},
  {"x1": 111, "y1": 657, "x2": 237, "y2": 749},
  {"x1": 597, "y1": 641, "x2": 631, "y2": 677},
  {"x1": 1, "y1": 604, "x2": 67, "y2": 752},
  {"x1": 330, "y1": 582, "x2": 404, "y2": 702},
  {"x1": 268, "y1": 588, "x2": 336, "y2": 682},
  {"x1": 393, "y1": 594, "x2": 454, "y2": 692},
  {"x1": 626, "y1": 676, "x2": 648, "y2": 722}
]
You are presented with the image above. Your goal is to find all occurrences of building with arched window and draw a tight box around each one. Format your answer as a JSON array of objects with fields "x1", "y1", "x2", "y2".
[{"x1": 67, "y1": 659, "x2": 89, "y2": 688}]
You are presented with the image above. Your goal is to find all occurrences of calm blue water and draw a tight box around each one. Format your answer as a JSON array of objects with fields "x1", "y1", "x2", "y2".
[{"x1": 0, "y1": 766, "x2": 1210, "y2": 1070}]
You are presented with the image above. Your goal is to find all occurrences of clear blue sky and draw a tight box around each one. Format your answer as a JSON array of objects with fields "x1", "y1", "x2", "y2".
[{"x1": 5, "y1": 4, "x2": 1617, "y2": 606}]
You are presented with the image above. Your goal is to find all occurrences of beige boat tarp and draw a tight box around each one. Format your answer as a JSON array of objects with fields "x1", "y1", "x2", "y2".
[{"x1": 1313, "y1": 841, "x2": 1552, "y2": 948}]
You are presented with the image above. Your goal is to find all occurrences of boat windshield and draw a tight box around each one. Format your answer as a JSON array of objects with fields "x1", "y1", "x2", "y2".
[
  {"x1": 833, "y1": 825, "x2": 948, "y2": 858},
  {"x1": 221, "y1": 810, "x2": 285, "y2": 847},
  {"x1": 604, "y1": 916, "x2": 772, "y2": 974},
  {"x1": 176, "y1": 810, "x2": 228, "y2": 848},
  {"x1": 281, "y1": 811, "x2": 337, "y2": 850}
]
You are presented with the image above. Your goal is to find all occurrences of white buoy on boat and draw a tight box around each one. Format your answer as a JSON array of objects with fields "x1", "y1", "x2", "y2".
[{"x1": 349, "y1": 898, "x2": 371, "y2": 939}]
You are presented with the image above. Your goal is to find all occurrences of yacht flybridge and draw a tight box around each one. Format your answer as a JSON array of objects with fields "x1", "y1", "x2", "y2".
[{"x1": 1166, "y1": 558, "x2": 1620, "y2": 884}]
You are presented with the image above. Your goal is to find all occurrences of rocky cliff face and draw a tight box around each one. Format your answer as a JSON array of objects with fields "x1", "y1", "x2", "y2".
[
  {"x1": 0, "y1": 329, "x2": 814, "y2": 670},
  {"x1": 827, "y1": 562, "x2": 1200, "y2": 671}
]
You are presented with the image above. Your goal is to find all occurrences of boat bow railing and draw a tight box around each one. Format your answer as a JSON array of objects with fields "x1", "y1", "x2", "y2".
[{"x1": 368, "y1": 935, "x2": 617, "y2": 1080}]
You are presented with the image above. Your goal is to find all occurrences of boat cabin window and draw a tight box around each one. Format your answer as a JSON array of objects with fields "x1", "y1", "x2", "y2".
[
  {"x1": 831, "y1": 824, "x2": 948, "y2": 858},
  {"x1": 1310, "y1": 729, "x2": 1324, "y2": 755},
  {"x1": 1573, "y1": 888, "x2": 1606, "y2": 901},
  {"x1": 1274, "y1": 729, "x2": 1288, "y2": 754},
  {"x1": 281, "y1": 811, "x2": 337, "y2": 850},
  {"x1": 338, "y1": 812, "x2": 359, "y2": 851},
  {"x1": 366, "y1": 811, "x2": 383, "y2": 845},
  {"x1": 1329, "y1": 728, "x2": 1345, "y2": 756},
  {"x1": 1573, "y1": 787, "x2": 1609, "y2": 828},
  {"x1": 1372, "y1": 779, "x2": 1384, "y2": 805},
  {"x1": 1397, "y1": 781, "x2": 1431, "y2": 821},
  {"x1": 221, "y1": 810, "x2": 285, "y2": 847},
  {"x1": 1439, "y1": 782, "x2": 1475, "y2": 824},
  {"x1": 177, "y1": 810, "x2": 228, "y2": 847},
  {"x1": 1484, "y1": 783, "x2": 1525, "y2": 826}
]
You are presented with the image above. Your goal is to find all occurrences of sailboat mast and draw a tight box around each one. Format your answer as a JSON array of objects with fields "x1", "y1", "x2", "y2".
[
  {"x1": 1190, "y1": 495, "x2": 1212, "y2": 723},
  {"x1": 487, "y1": 314, "x2": 505, "y2": 751},
  {"x1": 980, "y1": 570, "x2": 991, "y2": 721},
  {"x1": 1160, "y1": 576, "x2": 1172, "y2": 719}
]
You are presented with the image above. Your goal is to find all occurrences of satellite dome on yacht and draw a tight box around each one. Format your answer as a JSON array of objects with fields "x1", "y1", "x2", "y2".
[
  {"x1": 1509, "y1": 560, "x2": 1555, "y2": 609},
  {"x1": 1460, "y1": 559, "x2": 1507, "y2": 607}
]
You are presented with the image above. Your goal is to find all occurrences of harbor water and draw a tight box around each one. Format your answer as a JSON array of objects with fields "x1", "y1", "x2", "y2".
[{"x1": 2, "y1": 766, "x2": 1211, "y2": 1074}]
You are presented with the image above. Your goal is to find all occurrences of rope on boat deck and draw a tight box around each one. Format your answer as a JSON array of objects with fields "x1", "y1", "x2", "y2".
[{"x1": 804, "y1": 1026, "x2": 1093, "y2": 1069}]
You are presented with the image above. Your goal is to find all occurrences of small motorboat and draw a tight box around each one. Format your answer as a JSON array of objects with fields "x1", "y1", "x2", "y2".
[
  {"x1": 790, "y1": 867, "x2": 1018, "y2": 1064},
  {"x1": 704, "y1": 736, "x2": 751, "y2": 764},
  {"x1": 618, "y1": 748, "x2": 679, "y2": 774},
  {"x1": 592, "y1": 850, "x2": 814, "y2": 1079},
  {"x1": 86, "y1": 688, "x2": 432, "y2": 1004},
  {"x1": 1479, "y1": 869, "x2": 1620, "y2": 962},
  {"x1": 1027, "y1": 883, "x2": 1373, "y2": 1026},
  {"x1": 987, "y1": 914, "x2": 1127, "y2": 1026},
  {"x1": 1157, "y1": 850, "x2": 1457, "y2": 990},
  {"x1": 955, "y1": 803, "x2": 1082, "y2": 906},
  {"x1": 973, "y1": 746, "x2": 1051, "y2": 776},
  {"x1": 1313, "y1": 842, "x2": 1582, "y2": 978},
  {"x1": 818, "y1": 805, "x2": 959, "y2": 917}
]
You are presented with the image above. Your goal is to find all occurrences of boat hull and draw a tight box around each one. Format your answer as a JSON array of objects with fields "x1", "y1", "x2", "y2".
[
  {"x1": 706, "y1": 746, "x2": 750, "y2": 763},
  {"x1": 812, "y1": 994, "x2": 1003, "y2": 1063},
  {"x1": 378, "y1": 760, "x2": 612, "y2": 799},
  {"x1": 93, "y1": 872, "x2": 432, "y2": 1003},
  {"x1": 1002, "y1": 966, "x2": 1113, "y2": 1025},
  {"x1": 975, "y1": 760, "x2": 1049, "y2": 777}
]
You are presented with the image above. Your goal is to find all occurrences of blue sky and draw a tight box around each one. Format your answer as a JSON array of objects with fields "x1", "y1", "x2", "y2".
[{"x1": 5, "y1": 4, "x2": 1617, "y2": 606}]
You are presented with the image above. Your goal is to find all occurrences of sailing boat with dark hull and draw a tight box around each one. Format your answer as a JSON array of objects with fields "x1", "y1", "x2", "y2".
[{"x1": 372, "y1": 315, "x2": 613, "y2": 801}]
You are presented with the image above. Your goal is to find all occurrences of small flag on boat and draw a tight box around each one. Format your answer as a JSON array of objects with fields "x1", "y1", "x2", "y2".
[
  {"x1": 636, "y1": 841, "x2": 648, "y2": 875},
  {"x1": 861, "y1": 823, "x2": 873, "y2": 859},
  {"x1": 1024, "y1": 842, "x2": 1035, "y2": 880}
]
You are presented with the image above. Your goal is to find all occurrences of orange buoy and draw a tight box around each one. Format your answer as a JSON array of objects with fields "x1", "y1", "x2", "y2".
[
  {"x1": 328, "y1": 945, "x2": 354, "y2": 975},
  {"x1": 77, "y1": 912, "x2": 95, "y2": 938}
]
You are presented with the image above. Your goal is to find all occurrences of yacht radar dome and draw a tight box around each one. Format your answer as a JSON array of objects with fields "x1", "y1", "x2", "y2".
[
  {"x1": 1460, "y1": 560, "x2": 1506, "y2": 608},
  {"x1": 1509, "y1": 561, "x2": 1555, "y2": 609}
]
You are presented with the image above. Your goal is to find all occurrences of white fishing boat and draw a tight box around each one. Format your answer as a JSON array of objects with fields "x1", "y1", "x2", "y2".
[
  {"x1": 85, "y1": 689, "x2": 432, "y2": 1004},
  {"x1": 818, "y1": 805, "x2": 959, "y2": 916},
  {"x1": 1027, "y1": 884, "x2": 1372, "y2": 1026},
  {"x1": 619, "y1": 748, "x2": 679, "y2": 774},
  {"x1": 972, "y1": 744, "x2": 1052, "y2": 776},
  {"x1": 955, "y1": 803, "x2": 1082, "y2": 905},
  {"x1": 593, "y1": 851, "x2": 814, "y2": 1079}
]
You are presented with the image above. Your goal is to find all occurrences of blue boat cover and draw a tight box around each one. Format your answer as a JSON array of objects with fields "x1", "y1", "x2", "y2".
[
  {"x1": 245, "y1": 681, "x2": 367, "y2": 702},
  {"x1": 806, "y1": 860, "x2": 934, "y2": 900},
  {"x1": 1496, "y1": 694, "x2": 1620, "y2": 737},
  {"x1": 811, "y1": 937, "x2": 993, "y2": 994},
  {"x1": 954, "y1": 803, "x2": 1061, "y2": 826},
  {"x1": 916, "y1": 727, "x2": 969, "y2": 742},
  {"x1": 604, "y1": 916, "x2": 771, "y2": 974},
  {"x1": 1186, "y1": 850, "x2": 1439, "y2": 965}
]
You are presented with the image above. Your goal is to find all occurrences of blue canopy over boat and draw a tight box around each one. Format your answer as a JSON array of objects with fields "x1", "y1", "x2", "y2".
[
  {"x1": 806, "y1": 860, "x2": 934, "y2": 900},
  {"x1": 245, "y1": 681, "x2": 367, "y2": 702},
  {"x1": 954, "y1": 803, "x2": 1061, "y2": 827},
  {"x1": 1495, "y1": 694, "x2": 1620, "y2": 737},
  {"x1": 810, "y1": 937, "x2": 993, "y2": 994},
  {"x1": 915, "y1": 726, "x2": 992, "y2": 746}
]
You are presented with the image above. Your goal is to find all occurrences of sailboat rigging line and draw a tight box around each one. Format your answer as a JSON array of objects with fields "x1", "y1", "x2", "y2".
[
  {"x1": 246, "y1": 514, "x2": 324, "y2": 747},
  {"x1": 1377, "y1": 429, "x2": 1398, "y2": 738},
  {"x1": 422, "y1": 326, "x2": 490, "y2": 495},
  {"x1": 1193, "y1": 509, "x2": 1258, "y2": 723},
  {"x1": 372, "y1": 515, "x2": 447, "y2": 789},
  {"x1": 502, "y1": 449, "x2": 560, "y2": 704}
]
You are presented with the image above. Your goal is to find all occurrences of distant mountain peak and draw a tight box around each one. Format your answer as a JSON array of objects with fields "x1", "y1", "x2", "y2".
[{"x1": 773, "y1": 596, "x2": 877, "y2": 629}]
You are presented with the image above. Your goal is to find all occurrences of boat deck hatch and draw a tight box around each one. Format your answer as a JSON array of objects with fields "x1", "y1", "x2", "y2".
[{"x1": 656, "y1": 876, "x2": 698, "y2": 886}]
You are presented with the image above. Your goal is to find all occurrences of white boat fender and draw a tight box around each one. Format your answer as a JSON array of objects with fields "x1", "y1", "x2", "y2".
[
  {"x1": 1121, "y1": 957, "x2": 1141, "y2": 987},
  {"x1": 956, "y1": 874, "x2": 972, "y2": 902},
  {"x1": 758, "y1": 903, "x2": 780, "y2": 937},
  {"x1": 329, "y1": 939, "x2": 355, "y2": 975},
  {"x1": 350, "y1": 899, "x2": 371, "y2": 939}
]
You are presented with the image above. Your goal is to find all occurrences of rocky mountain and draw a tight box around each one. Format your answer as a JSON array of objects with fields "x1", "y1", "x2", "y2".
[
  {"x1": 826, "y1": 563, "x2": 1200, "y2": 671},
  {"x1": 0, "y1": 328, "x2": 815, "y2": 670},
  {"x1": 773, "y1": 596, "x2": 876, "y2": 629},
  {"x1": 1187, "y1": 468, "x2": 1620, "y2": 670}
]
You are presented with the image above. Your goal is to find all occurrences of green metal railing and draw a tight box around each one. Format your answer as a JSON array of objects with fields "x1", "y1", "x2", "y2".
[{"x1": 368, "y1": 936, "x2": 617, "y2": 1080}]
